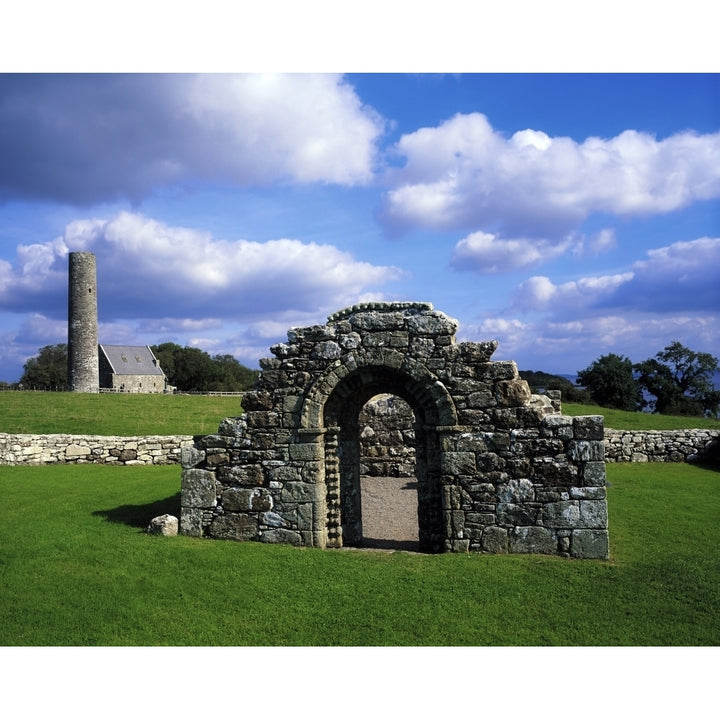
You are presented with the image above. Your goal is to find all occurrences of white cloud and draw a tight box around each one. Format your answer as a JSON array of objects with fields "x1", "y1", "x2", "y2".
[
  {"x1": 508, "y1": 237, "x2": 720, "y2": 317},
  {"x1": 0, "y1": 74, "x2": 384, "y2": 204},
  {"x1": 602, "y1": 237, "x2": 720, "y2": 312},
  {"x1": 571, "y1": 228, "x2": 618, "y2": 257},
  {"x1": 381, "y1": 113, "x2": 720, "y2": 238},
  {"x1": 451, "y1": 231, "x2": 571, "y2": 273},
  {"x1": 461, "y1": 309, "x2": 720, "y2": 375},
  {"x1": 182, "y1": 74, "x2": 383, "y2": 186},
  {"x1": 0, "y1": 211, "x2": 406, "y2": 323},
  {"x1": 512, "y1": 273, "x2": 635, "y2": 313}
]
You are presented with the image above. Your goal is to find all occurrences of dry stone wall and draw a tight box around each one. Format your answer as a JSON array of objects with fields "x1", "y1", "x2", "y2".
[
  {"x1": 604, "y1": 428, "x2": 720, "y2": 464},
  {"x1": 0, "y1": 433, "x2": 192, "y2": 465},
  {"x1": 359, "y1": 403, "x2": 720, "y2": 468},
  {"x1": 359, "y1": 394, "x2": 416, "y2": 477},
  {"x1": 181, "y1": 302, "x2": 610, "y2": 558}
]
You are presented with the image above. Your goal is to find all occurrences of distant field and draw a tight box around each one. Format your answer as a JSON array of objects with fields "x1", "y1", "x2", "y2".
[
  {"x1": 563, "y1": 402, "x2": 720, "y2": 430},
  {"x1": 0, "y1": 391, "x2": 242, "y2": 436},
  {"x1": 1, "y1": 392, "x2": 718, "y2": 436}
]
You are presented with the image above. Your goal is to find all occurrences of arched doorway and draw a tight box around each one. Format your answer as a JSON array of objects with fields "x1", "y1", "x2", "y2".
[
  {"x1": 320, "y1": 365, "x2": 446, "y2": 553},
  {"x1": 359, "y1": 394, "x2": 419, "y2": 550}
]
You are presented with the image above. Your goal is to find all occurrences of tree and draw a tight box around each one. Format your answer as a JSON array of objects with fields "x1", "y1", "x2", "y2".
[
  {"x1": 576, "y1": 353, "x2": 644, "y2": 411},
  {"x1": 20, "y1": 344, "x2": 68, "y2": 390},
  {"x1": 519, "y1": 370, "x2": 591, "y2": 403},
  {"x1": 210, "y1": 354, "x2": 260, "y2": 392},
  {"x1": 634, "y1": 341, "x2": 720, "y2": 416},
  {"x1": 150, "y1": 344, "x2": 259, "y2": 392}
]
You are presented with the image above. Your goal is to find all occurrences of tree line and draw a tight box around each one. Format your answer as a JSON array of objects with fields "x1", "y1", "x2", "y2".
[
  {"x1": 520, "y1": 341, "x2": 719, "y2": 418},
  {"x1": 7, "y1": 339, "x2": 719, "y2": 418},
  {"x1": 575, "y1": 341, "x2": 719, "y2": 417},
  {"x1": 9, "y1": 342, "x2": 260, "y2": 393}
]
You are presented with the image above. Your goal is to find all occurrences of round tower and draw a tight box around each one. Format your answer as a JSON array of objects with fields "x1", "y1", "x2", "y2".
[{"x1": 68, "y1": 251, "x2": 99, "y2": 393}]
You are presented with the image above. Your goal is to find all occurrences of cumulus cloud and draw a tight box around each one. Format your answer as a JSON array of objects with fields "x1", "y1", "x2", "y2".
[
  {"x1": 0, "y1": 211, "x2": 406, "y2": 321},
  {"x1": 380, "y1": 112, "x2": 720, "y2": 238},
  {"x1": 512, "y1": 273, "x2": 635, "y2": 313},
  {"x1": 451, "y1": 231, "x2": 572, "y2": 273},
  {"x1": 0, "y1": 74, "x2": 384, "y2": 205},
  {"x1": 601, "y1": 236, "x2": 720, "y2": 312},
  {"x1": 510, "y1": 237, "x2": 720, "y2": 317},
  {"x1": 461, "y1": 309, "x2": 720, "y2": 374}
]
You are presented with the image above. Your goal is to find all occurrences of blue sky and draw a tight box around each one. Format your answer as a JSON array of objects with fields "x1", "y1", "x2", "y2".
[{"x1": 0, "y1": 70, "x2": 718, "y2": 382}]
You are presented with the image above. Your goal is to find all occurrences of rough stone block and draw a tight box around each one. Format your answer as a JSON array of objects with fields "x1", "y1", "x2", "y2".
[
  {"x1": 147, "y1": 514, "x2": 178, "y2": 536},
  {"x1": 289, "y1": 442, "x2": 322, "y2": 461},
  {"x1": 218, "y1": 463, "x2": 265, "y2": 486},
  {"x1": 260, "y1": 529, "x2": 303, "y2": 545},
  {"x1": 210, "y1": 512, "x2": 258, "y2": 541},
  {"x1": 262, "y1": 511, "x2": 289, "y2": 528},
  {"x1": 541, "y1": 500, "x2": 580, "y2": 528},
  {"x1": 481, "y1": 526, "x2": 508, "y2": 553},
  {"x1": 572, "y1": 415, "x2": 604, "y2": 440},
  {"x1": 441, "y1": 451, "x2": 476, "y2": 475},
  {"x1": 221, "y1": 487, "x2": 273, "y2": 512},
  {"x1": 66, "y1": 444, "x2": 90, "y2": 458},
  {"x1": 509, "y1": 526, "x2": 557, "y2": 554},
  {"x1": 579, "y1": 500, "x2": 608, "y2": 529},
  {"x1": 583, "y1": 461, "x2": 606, "y2": 486},
  {"x1": 568, "y1": 440, "x2": 604, "y2": 462},
  {"x1": 281, "y1": 482, "x2": 319, "y2": 503},
  {"x1": 179, "y1": 507, "x2": 204, "y2": 537},
  {"x1": 569, "y1": 486, "x2": 606, "y2": 500},
  {"x1": 532, "y1": 459, "x2": 578, "y2": 485},
  {"x1": 406, "y1": 311, "x2": 458, "y2": 336},
  {"x1": 494, "y1": 378, "x2": 532, "y2": 408},
  {"x1": 181, "y1": 469, "x2": 217, "y2": 508},
  {"x1": 311, "y1": 341, "x2": 341, "y2": 360},
  {"x1": 497, "y1": 502, "x2": 539, "y2": 526},
  {"x1": 497, "y1": 478, "x2": 534, "y2": 503},
  {"x1": 570, "y1": 529, "x2": 609, "y2": 559}
]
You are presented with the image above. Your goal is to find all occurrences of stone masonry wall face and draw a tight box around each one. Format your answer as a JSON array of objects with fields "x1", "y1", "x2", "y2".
[
  {"x1": 180, "y1": 302, "x2": 610, "y2": 558},
  {"x1": 0, "y1": 433, "x2": 192, "y2": 465},
  {"x1": 359, "y1": 403, "x2": 720, "y2": 471},
  {"x1": 604, "y1": 428, "x2": 720, "y2": 463},
  {"x1": 2, "y1": 427, "x2": 713, "y2": 468}
]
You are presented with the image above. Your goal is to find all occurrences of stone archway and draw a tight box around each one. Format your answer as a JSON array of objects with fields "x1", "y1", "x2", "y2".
[
  {"x1": 358, "y1": 394, "x2": 419, "y2": 551},
  {"x1": 318, "y1": 365, "x2": 447, "y2": 552},
  {"x1": 296, "y1": 345, "x2": 458, "y2": 552},
  {"x1": 180, "y1": 302, "x2": 610, "y2": 559}
]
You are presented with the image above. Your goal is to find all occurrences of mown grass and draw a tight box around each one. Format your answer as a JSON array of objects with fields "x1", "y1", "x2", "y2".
[
  {"x1": 2, "y1": 392, "x2": 718, "y2": 436},
  {"x1": 0, "y1": 391, "x2": 242, "y2": 435},
  {"x1": 563, "y1": 402, "x2": 720, "y2": 430},
  {"x1": 1, "y1": 462, "x2": 718, "y2": 646}
]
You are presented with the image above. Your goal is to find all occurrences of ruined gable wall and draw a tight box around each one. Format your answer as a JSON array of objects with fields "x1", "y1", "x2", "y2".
[{"x1": 180, "y1": 302, "x2": 609, "y2": 558}]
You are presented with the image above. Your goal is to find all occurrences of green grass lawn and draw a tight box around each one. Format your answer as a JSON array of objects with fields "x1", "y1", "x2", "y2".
[
  {"x1": 2, "y1": 392, "x2": 718, "y2": 437},
  {"x1": 1, "y1": 462, "x2": 718, "y2": 646},
  {"x1": 0, "y1": 391, "x2": 242, "y2": 435},
  {"x1": 563, "y1": 402, "x2": 720, "y2": 430}
]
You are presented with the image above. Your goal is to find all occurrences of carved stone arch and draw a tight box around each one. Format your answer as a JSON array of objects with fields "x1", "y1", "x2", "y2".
[
  {"x1": 299, "y1": 349, "x2": 458, "y2": 431},
  {"x1": 180, "y1": 301, "x2": 609, "y2": 559},
  {"x1": 298, "y1": 350, "x2": 455, "y2": 552}
]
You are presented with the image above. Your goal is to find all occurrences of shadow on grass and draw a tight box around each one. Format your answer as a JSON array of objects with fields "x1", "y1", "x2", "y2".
[
  {"x1": 93, "y1": 493, "x2": 181, "y2": 529},
  {"x1": 360, "y1": 538, "x2": 420, "y2": 552}
]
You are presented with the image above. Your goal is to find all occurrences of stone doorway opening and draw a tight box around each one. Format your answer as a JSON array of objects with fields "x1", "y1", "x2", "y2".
[
  {"x1": 359, "y1": 394, "x2": 419, "y2": 551},
  {"x1": 322, "y1": 367, "x2": 445, "y2": 553}
]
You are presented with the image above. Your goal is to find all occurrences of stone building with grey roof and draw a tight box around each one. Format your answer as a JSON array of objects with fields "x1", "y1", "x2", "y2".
[{"x1": 98, "y1": 344, "x2": 166, "y2": 393}]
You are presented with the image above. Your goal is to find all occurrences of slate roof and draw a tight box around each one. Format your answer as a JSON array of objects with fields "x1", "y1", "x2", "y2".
[{"x1": 99, "y1": 345, "x2": 165, "y2": 375}]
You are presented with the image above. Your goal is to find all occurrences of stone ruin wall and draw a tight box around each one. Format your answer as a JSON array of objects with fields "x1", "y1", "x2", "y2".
[
  {"x1": 604, "y1": 428, "x2": 720, "y2": 464},
  {"x1": 358, "y1": 397, "x2": 720, "y2": 472},
  {"x1": 0, "y1": 433, "x2": 192, "y2": 465},
  {"x1": 180, "y1": 302, "x2": 610, "y2": 558},
  {"x1": 359, "y1": 395, "x2": 417, "y2": 478}
]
